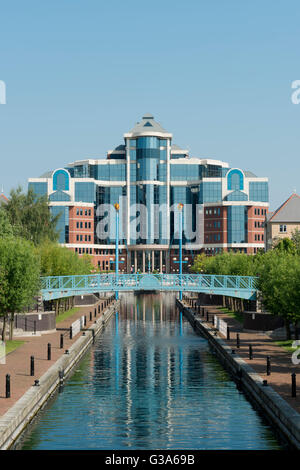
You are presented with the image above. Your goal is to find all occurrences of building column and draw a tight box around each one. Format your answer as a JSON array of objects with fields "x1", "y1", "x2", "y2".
[
  {"x1": 134, "y1": 250, "x2": 137, "y2": 273},
  {"x1": 166, "y1": 250, "x2": 170, "y2": 273}
]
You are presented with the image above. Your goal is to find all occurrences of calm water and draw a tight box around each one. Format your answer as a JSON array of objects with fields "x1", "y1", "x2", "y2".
[{"x1": 18, "y1": 293, "x2": 281, "y2": 450}]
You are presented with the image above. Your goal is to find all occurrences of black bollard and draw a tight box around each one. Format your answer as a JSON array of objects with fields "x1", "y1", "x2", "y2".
[
  {"x1": 227, "y1": 326, "x2": 230, "y2": 341},
  {"x1": 59, "y1": 369, "x2": 64, "y2": 382},
  {"x1": 94, "y1": 308, "x2": 96, "y2": 318},
  {"x1": 34, "y1": 320, "x2": 36, "y2": 335},
  {"x1": 266, "y1": 356, "x2": 271, "y2": 376},
  {"x1": 236, "y1": 333, "x2": 240, "y2": 349},
  {"x1": 69, "y1": 326, "x2": 73, "y2": 340},
  {"x1": 249, "y1": 344, "x2": 253, "y2": 360},
  {"x1": 98, "y1": 305, "x2": 100, "y2": 313},
  {"x1": 292, "y1": 373, "x2": 297, "y2": 397},
  {"x1": 6, "y1": 374, "x2": 10, "y2": 398},
  {"x1": 90, "y1": 311, "x2": 92, "y2": 321},
  {"x1": 60, "y1": 333, "x2": 64, "y2": 349},
  {"x1": 30, "y1": 355, "x2": 34, "y2": 376},
  {"x1": 84, "y1": 315, "x2": 87, "y2": 327},
  {"x1": 47, "y1": 343, "x2": 51, "y2": 360}
]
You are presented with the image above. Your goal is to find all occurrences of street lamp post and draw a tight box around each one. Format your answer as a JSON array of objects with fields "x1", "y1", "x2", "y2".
[
  {"x1": 114, "y1": 203, "x2": 119, "y2": 300},
  {"x1": 178, "y1": 203, "x2": 183, "y2": 300}
]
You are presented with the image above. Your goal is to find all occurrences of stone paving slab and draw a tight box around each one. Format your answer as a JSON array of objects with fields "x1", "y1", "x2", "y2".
[{"x1": 0, "y1": 298, "x2": 113, "y2": 417}]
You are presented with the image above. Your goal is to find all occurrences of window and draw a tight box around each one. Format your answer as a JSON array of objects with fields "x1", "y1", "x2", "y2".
[
  {"x1": 53, "y1": 169, "x2": 69, "y2": 191},
  {"x1": 249, "y1": 182, "x2": 268, "y2": 202},
  {"x1": 49, "y1": 190, "x2": 71, "y2": 202},
  {"x1": 75, "y1": 182, "x2": 95, "y2": 203},
  {"x1": 28, "y1": 182, "x2": 47, "y2": 198},
  {"x1": 225, "y1": 190, "x2": 248, "y2": 201},
  {"x1": 227, "y1": 169, "x2": 244, "y2": 191},
  {"x1": 280, "y1": 225, "x2": 287, "y2": 232}
]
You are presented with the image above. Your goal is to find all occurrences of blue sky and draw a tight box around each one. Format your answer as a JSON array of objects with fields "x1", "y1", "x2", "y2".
[{"x1": 0, "y1": 0, "x2": 300, "y2": 210}]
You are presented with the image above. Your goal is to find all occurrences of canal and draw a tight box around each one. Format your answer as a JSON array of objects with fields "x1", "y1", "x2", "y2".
[{"x1": 17, "y1": 293, "x2": 282, "y2": 450}]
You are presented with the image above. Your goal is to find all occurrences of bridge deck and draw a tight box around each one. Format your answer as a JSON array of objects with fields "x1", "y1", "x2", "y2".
[{"x1": 41, "y1": 273, "x2": 258, "y2": 301}]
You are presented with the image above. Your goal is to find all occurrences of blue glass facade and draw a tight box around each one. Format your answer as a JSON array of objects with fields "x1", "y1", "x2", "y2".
[
  {"x1": 227, "y1": 206, "x2": 247, "y2": 244},
  {"x1": 249, "y1": 182, "x2": 269, "y2": 202},
  {"x1": 28, "y1": 182, "x2": 47, "y2": 197},
  {"x1": 51, "y1": 206, "x2": 69, "y2": 243},
  {"x1": 75, "y1": 182, "x2": 95, "y2": 203}
]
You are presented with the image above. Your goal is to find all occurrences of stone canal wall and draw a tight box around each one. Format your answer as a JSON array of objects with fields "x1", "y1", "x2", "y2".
[
  {"x1": 177, "y1": 299, "x2": 300, "y2": 450},
  {"x1": 0, "y1": 300, "x2": 119, "y2": 450}
]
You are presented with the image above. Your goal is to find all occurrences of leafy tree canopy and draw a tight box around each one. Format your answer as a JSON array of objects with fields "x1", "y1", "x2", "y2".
[{"x1": 3, "y1": 186, "x2": 60, "y2": 245}]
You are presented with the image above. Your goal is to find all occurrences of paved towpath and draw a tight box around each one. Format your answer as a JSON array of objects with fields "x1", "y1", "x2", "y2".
[
  {"x1": 0, "y1": 298, "x2": 114, "y2": 417},
  {"x1": 188, "y1": 301, "x2": 300, "y2": 414}
]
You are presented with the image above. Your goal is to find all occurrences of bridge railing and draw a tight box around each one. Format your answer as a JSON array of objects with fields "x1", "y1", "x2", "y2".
[{"x1": 41, "y1": 273, "x2": 259, "y2": 291}]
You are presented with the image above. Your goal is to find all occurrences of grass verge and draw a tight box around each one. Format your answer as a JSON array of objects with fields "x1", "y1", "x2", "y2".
[
  {"x1": 56, "y1": 307, "x2": 80, "y2": 324},
  {"x1": 217, "y1": 307, "x2": 244, "y2": 324},
  {"x1": 5, "y1": 340, "x2": 25, "y2": 355},
  {"x1": 274, "y1": 340, "x2": 298, "y2": 353}
]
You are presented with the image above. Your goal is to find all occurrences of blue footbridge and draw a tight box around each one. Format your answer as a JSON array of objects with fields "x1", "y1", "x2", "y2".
[{"x1": 41, "y1": 273, "x2": 258, "y2": 301}]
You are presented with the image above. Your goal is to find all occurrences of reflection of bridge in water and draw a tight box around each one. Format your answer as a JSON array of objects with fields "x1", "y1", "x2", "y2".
[{"x1": 41, "y1": 273, "x2": 258, "y2": 301}]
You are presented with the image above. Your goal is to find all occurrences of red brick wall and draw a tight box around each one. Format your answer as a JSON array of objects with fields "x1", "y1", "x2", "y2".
[
  {"x1": 247, "y1": 206, "x2": 266, "y2": 250},
  {"x1": 69, "y1": 206, "x2": 94, "y2": 244}
]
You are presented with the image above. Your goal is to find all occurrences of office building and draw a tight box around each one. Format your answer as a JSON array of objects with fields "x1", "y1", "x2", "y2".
[{"x1": 28, "y1": 114, "x2": 269, "y2": 272}]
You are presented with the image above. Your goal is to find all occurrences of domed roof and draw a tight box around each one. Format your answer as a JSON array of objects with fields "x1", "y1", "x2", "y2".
[{"x1": 125, "y1": 113, "x2": 172, "y2": 138}]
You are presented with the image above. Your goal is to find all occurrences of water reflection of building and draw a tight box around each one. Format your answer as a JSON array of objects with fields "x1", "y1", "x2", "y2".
[{"x1": 91, "y1": 293, "x2": 206, "y2": 446}]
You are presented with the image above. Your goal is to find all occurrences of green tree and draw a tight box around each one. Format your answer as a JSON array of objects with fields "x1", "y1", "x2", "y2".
[
  {"x1": 291, "y1": 229, "x2": 300, "y2": 254},
  {"x1": 0, "y1": 209, "x2": 13, "y2": 238},
  {"x1": 0, "y1": 238, "x2": 41, "y2": 340},
  {"x1": 37, "y1": 241, "x2": 94, "y2": 276},
  {"x1": 273, "y1": 237, "x2": 296, "y2": 254},
  {"x1": 4, "y1": 186, "x2": 60, "y2": 245},
  {"x1": 257, "y1": 251, "x2": 300, "y2": 339}
]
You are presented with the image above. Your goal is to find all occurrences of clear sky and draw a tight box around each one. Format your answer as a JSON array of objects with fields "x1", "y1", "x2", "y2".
[{"x1": 0, "y1": 0, "x2": 300, "y2": 210}]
